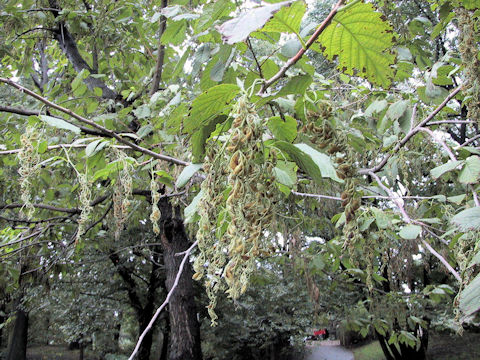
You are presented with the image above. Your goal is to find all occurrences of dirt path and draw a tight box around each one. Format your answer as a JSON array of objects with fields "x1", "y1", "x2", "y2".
[{"x1": 305, "y1": 344, "x2": 354, "y2": 360}]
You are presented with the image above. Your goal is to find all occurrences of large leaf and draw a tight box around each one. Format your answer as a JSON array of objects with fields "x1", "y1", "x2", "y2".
[
  {"x1": 317, "y1": 2, "x2": 395, "y2": 87},
  {"x1": 185, "y1": 84, "x2": 240, "y2": 134},
  {"x1": 451, "y1": 207, "x2": 480, "y2": 231},
  {"x1": 38, "y1": 115, "x2": 81, "y2": 134},
  {"x1": 176, "y1": 163, "x2": 203, "y2": 188},
  {"x1": 267, "y1": 115, "x2": 297, "y2": 142},
  {"x1": 430, "y1": 160, "x2": 464, "y2": 179},
  {"x1": 275, "y1": 142, "x2": 342, "y2": 183},
  {"x1": 261, "y1": 1, "x2": 306, "y2": 37},
  {"x1": 216, "y1": 1, "x2": 293, "y2": 44},
  {"x1": 458, "y1": 156, "x2": 480, "y2": 184},
  {"x1": 459, "y1": 273, "x2": 480, "y2": 317},
  {"x1": 399, "y1": 224, "x2": 422, "y2": 240},
  {"x1": 191, "y1": 115, "x2": 228, "y2": 162}
]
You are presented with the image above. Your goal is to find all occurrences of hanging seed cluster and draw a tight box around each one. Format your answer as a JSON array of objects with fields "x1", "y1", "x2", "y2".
[
  {"x1": 18, "y1": 126, "x2": 40, "y2": 219},
  {"x1": 457, "y1": 7, "x2": 480, "y2": 124},
  {"x1": 112, "y1": 149, "x2": 133, "y2": 240},
  {"x1": 304, "y1": 117, "x2": 361, "y2": 252},
  {"x1": 75, "y1": 172, "x2": 92, "y2": 244},
  {"x1": 193, "y1": 97, "x2": 277, "y2": 325},
  {"x1": 150, "y1": 167, "x2": 161, "y2": 235}
]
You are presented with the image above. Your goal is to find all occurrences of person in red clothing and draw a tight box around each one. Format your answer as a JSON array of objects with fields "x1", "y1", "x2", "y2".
[{"x1": 313, "y1": 328, "x2": 329, "y2": 340}]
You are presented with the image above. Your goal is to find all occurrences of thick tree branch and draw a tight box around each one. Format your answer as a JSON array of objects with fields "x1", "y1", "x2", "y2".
[
  {"x1": 258, "y1": 0, "x2": 345, "y2": 95},
  {"x1": 359, "y1": 85, "x2": 463, "y2": 175},
  {"x1": 149, "y1": 0, "x2": 168, "y2": 96},
  {"x1": 128, "y1": 240, "x2": 198, "y2": 360},
  {"x1": 0, "y1": 144, "x2": 131, "y2": 156},
  {"x1": 47, "y1": 0, "x2": 118, "y2": 100},
  {"x1": 0, "y1": 78, "x2": 188, "y2": 166}
]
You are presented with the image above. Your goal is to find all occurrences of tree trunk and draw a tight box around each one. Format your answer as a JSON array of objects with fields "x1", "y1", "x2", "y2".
[
  {"x1": 159, "y1": 198, "x2": 202, "y2": 360},
  {"x1": 160, "y1": 315, "x2": 170, "y2": 360},
  {"x1": 6, "y1": 308, "x2": 28, "y2": 360},
  {"x1": 137, "y1": 308, "x2": 155, "y2": 360}
]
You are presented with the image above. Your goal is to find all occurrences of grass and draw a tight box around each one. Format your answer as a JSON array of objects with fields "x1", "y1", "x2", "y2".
[
  {"x1": 351, "y1": 332, "x2": 480, "y2": 360},
  {"x1": 352, "y1": 341, "x2": 384, "y2": 360}
]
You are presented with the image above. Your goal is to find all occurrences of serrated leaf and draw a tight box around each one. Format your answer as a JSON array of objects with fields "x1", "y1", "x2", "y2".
[
  {"x1": 399, "y1": 224, "x2": 422, "y2": 239},
  {"x1": 317, "y1": 2, "x2": 395, "y2": 87},
  {"x1": 458, "y1": 156, "x2": 480, "y2": 184},
  {"x1": 262, "y1": 1, "x2": 306, "y2": 36},
  {"x1": 452, "y1": 207, "x2": 480, "y2": 231},
  {"x1": 267, "y1": 115, "x2": 297, "y2": 142},
  {"x1": 459, "y1": 273, "x2": 480, "y2": 317},
  {"x1": 176, "y1": 163, "x2": 203, "y2": 188},
  {"x1": 39, "y1": 115, "x2": 81, "y2": 134},
  {"x1": 431, "y1": 160, "x2": 464, "y2": 179},
  {"x1": 185, "y1": 84, "x2": 239, "y2": 134},
  {"x1": 216, "y1": 1, "x2": 293, "y2": 44},
  {"x1": 191, "y1": 115, "x2": 228, "y2": 162}
]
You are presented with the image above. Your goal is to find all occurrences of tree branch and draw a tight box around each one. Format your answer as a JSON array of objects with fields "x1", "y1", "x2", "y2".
[
  {"x1": 47, "y1": 0, "x2": 118, "y2": 100},
  {"x1": 368, "y1": 172, "x2": 462, "y2": 282},
  {"x1": 149, "y1": 0, "x2": 168, "y2": 96},
  {"x1": 128, "y1": 240, "x2": 198, "y2": 360},
  {"x1": 358, "y1": 85, "x2": 463, "y2": 175},
  {"x1": 0, "y1": 78, "x2": 188, "y2": 166},
  {"x1": 258, "y1": 0, "x2": 345, "y2": 95},
  {"x1": 0, "y1": 106, "x2": 107, "y2": 137}
]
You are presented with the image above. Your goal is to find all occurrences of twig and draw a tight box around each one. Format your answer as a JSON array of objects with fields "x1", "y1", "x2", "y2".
[
  {"x1": 0, "y1": 144, "x2": 131, "y2": 156},
  {"x1": 0, "y1": 78, "x2": 188, "y2": 166},
  {"x1": 368, "y1": 172, "x2": 461, "y2": 282},
  {"x1": 459, "y1": 133, "x2": 480, "y2": 148},
  {"x1": 128, "y1": 240, "x2": 198, "y2": 360},
  {"x1": 418, "y1": 127, "x2": 457, "y2": 161},
  {"x1": 291, "y1": 191, "x2": 341, "y2": 201},
  {"x1": 359, "y1": 85, "x2": 463, "y2": 175},
  {"x1": 257, "y1": 0, "x2": 345, "y2": 95}
]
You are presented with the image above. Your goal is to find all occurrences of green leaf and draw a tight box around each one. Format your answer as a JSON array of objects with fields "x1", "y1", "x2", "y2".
[
  {"x1": 262, "y1": 1, "x2": 306, "y2": 37},
  {"x1": 365, "y1": 99, "x2": 388, "y2": 117},
  {"x1": 459, "y1": 273, "x2": 480, "y2": 317},
  {"x1": 38, "y1": 115, "x2": 81, "y2": 134},
  {"x1": 267, "y1": 115, "x2": 297, "y2": 142},
  {"x1": 458, "y1": 156, "x2": 480, "y2": 184},
  {"x1": 452, "y1": 207, "x2": 480, "y2": 231},
  {"x1": 161, "y1": 19, "x2": 188, "y2": 46},
  {"x1": 175, "y1": 163, "x2": 203, "y2": 189},
  {"x1": 386, "y1": 100, "x2": 409, "y2": 122},
  {"x1": 184, "y1": 189, "x2": 203, "y2": 224},
  {"x1": 275, "y1": 141, "x2": 342, "y2": 183},
  {"x1": 399, "y1": 224, "x2": 422, "y2": 240},
  {"x1": 317, "y1": 1, "x2": 395, "y2": 87},
  {"x1": 216, "y1": 1, "x2": 294, "y2": 44},
  {"x1": 430, "y1": 160, "x2": 464, "y2": 179},
  {"x1": 85, "y1": 139, "x2": 102, "y2": 158},
  {"x1": 273, "y1": 161, "x2": 296, "y2": 187},
  {"x1": 185, "y1": 84, "x2": 240, "y2": 134},
  {"x1": 277, "y1": 74, "x2": 312, "y2": 96},
  {"x1": 191, "y1": 115, "x2": 228, "y2": 162}
]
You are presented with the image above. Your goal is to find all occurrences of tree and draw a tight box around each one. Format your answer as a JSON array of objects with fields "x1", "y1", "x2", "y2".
[{"x1": 1, "y1": 0, "x2": 480, "y2": 359}]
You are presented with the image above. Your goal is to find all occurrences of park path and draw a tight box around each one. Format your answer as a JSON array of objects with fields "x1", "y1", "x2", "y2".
[{"x1": 305, "y1": 343, "x2": 354, "y2": 360}]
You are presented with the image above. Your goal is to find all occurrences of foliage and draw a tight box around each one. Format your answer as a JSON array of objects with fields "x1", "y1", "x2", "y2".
[{"x1": 0, "y1": 0, "x2": 480, "y2": 358}]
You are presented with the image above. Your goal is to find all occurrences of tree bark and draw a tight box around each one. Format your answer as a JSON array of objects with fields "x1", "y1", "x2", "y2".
[
  {"x1": 6, "y1": 308, "x2": 28, "y2": 360},
  {"x1": 159, "y1": 198, "x2": 202, "y2": 360}
]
